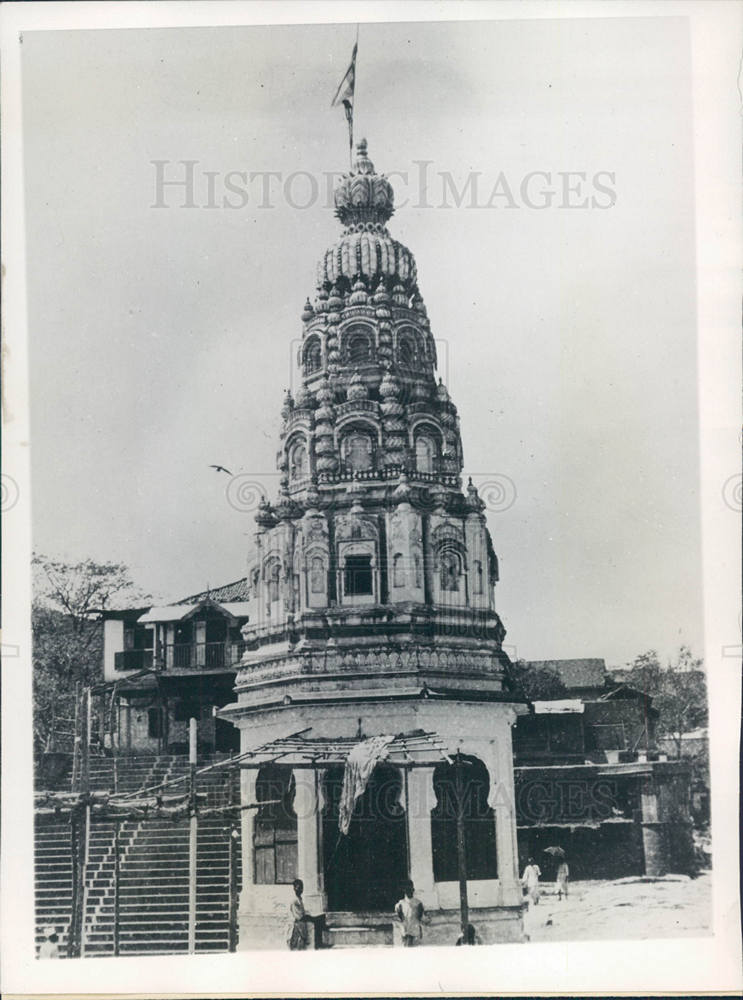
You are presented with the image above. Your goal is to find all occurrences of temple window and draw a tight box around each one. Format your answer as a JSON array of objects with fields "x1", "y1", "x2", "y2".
[
  {"x1": 398, "y1": 335, "x2": 415, "y2": 366},
  {"x1": 415, "y1": 434, "x2": 437, "y2": 474},
  {"x1": 431, "y1": 756, "x2": 498, "y2": 882},
  {"x1": 347, "y1": 331, "x2": 371, "y2": 365},
  {"x1": 254, "y1": 764, "x2": 298, "y2": 884},
  {"x1": 304, "y1": 337, "x2": 321, "y2": 374},
  {"x1": 342, "y1": 431, "x2": 374, "y2": 473},
  {"x1": 344, "y1": 554, "x2": 373, "y2": 596},
  {"x1": 440, "y1": 550, "x2": 461, "y2": 592},
  {"x1": 289, "y1": 440, "x2": 308, "y2": 481}
]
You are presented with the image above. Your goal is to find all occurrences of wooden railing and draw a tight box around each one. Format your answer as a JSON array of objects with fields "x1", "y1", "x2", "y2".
[
  {"x1": 114, "y1": 649, "x2": 154, "y2": 672},
  {"x1": 162, "y1": 641, "x2": 246, "y2": 671}
]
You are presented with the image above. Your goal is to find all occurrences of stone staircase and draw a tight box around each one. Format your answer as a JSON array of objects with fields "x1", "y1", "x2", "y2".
[
  {"x1": 35, "y1": 753, "x2": 241, "y2": 957},
  {"x1": 34, "y1": 822, "x2": 73, "y2": 954},
  {"x1": 114, "y1": 814, "x2": 238, "y2": 954}
]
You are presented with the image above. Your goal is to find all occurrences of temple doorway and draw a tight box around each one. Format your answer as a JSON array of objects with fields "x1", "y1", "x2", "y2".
[{"x1": 322, "y1": 763, "x2": 408, "y2": 913}]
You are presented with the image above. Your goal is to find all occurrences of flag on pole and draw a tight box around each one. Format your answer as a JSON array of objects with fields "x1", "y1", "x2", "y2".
[{"x1": 331, "y1": 39, "x2": 358, "y2": 164}]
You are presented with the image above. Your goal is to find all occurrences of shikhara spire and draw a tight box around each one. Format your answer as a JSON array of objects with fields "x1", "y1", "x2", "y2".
[
  {"x1": 286, "y1": 139, "x2": 462, "y2": 491},
  {"x1": 242, "y1": 140, "x2": 502, "y2": 635}
]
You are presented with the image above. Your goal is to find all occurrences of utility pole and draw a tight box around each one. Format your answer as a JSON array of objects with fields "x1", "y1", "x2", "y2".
[
  {"x1": 228, "y1": 763, "x2": 239, "y2": 952},
  {"x1": 71, "y1": 680, "x2": 81, "y2": 792},
  {"x1": 68, "y1": 685, "x2": 91, "y2": 958},
  {"x1": 228, "y1": 828, "x2": 239, "y2": 951},
  {"x1": 113, "y1": 817, "x2": 120, "y2": 957},
  {"x1": 454, "y1": 752, "x2": 470, "y2": 944},
  {"x1": 188, "y1": 717, "x2": 198, "y2": 954},
  {"x1": 80, "y1": 688, "x2": 92, "y2": 957}
]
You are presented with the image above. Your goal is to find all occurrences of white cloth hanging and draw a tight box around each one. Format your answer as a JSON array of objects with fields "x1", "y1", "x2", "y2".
[{"x1": 338, "y1": 734, "x2": 394, "y2": 835}]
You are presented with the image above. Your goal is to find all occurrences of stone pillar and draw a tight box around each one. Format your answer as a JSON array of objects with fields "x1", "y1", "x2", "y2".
[
  {"x1": 640, "y1": 775, "x2": 668, "y2": 876},
  {"x1": 405, "y1": 766, "x2": 437, "y2": 909},
  {"x1": 293, "y1": 767, "x2": 325, "y2": 913},
  {"x1": 484, "y1": 730, "x2": 522, "y2": 906},
  {"x1": 239, "y1": 767, "x2": 258, "y2": 912}
]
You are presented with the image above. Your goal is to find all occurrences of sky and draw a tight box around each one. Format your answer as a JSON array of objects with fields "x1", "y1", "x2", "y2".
[{"x1": 21, "y1": 17, "x2": 702, "y2": 667}]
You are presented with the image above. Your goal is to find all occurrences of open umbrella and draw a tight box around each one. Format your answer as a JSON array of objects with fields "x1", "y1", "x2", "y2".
[{"x1": 543, "y1": 846, "x2": 566, "y2": 859}]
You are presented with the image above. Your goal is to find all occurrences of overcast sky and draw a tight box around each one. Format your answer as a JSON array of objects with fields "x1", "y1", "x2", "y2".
[{"x1": 21, "y1": 17, "x2": 702, "y2": 666}]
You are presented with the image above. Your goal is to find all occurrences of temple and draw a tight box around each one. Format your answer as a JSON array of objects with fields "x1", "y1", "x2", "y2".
[{"x1": 219, "y1": 140, "x2": 529, "y2": 947}]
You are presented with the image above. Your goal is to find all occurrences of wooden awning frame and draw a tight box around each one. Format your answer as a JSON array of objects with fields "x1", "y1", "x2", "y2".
[{"x1": 237, "y1": 727, "x2": 455, "y2": 769}]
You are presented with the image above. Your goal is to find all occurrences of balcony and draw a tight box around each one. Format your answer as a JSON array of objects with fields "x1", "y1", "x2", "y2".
[
  {"x1": 316, "y1": 465, "x2": 460, "y2": 488},
  {"x1": 114, "y1": 649, "x2": 154, "y2": 672},
  {"x1": 161, "y1": 641, "x2": 246, "y2": 672}
]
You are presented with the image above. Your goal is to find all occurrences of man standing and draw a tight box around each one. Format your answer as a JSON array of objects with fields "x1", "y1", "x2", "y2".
[
  {"x1": 522, "y1": 857, "x2": 542, "y2": 906},
  {"x1": 395, "y1": 880, "x2": 425, "y2": 947},
  {"x1": 556, "y1": 859, "x2": 570, "y2": 900}
]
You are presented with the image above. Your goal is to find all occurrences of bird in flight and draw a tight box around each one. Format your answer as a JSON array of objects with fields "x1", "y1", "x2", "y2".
[{"x1": 209, "y1": 464, "x2": 233, "y2": 476}]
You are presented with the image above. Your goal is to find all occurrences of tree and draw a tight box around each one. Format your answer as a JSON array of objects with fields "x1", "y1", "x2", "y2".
[
  {"x1": 508, "y1": 659, "x2": 567, "y2": 701},
  {"x1": 626, "y1": 645, "x2": 707, "y2": 758},
  {"x1": 32, "y1": 554, "x2": 149, "y2": 758}
]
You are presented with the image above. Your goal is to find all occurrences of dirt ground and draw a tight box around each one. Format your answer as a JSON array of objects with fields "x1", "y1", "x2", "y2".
[{"x1": 523, "y1": 871, "x2": 712, "y2": 942}]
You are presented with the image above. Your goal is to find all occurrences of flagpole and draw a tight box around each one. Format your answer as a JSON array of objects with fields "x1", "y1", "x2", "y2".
[
  {"x1": 350, "y1": 23, "x2": 359, "y2": 168},
  {"x1": 331, "y1": 27, "x2": 359, "y2": 170}
]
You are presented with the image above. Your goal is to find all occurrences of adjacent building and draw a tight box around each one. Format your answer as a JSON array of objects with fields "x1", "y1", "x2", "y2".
[
  {"x1": 513, "y1": 659, "x2": 695, "y2": 880},
  {"x1": 101, "y1": 579, "x2": 251, "y2": 755}
]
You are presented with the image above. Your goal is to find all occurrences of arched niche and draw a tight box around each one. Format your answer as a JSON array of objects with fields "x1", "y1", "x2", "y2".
[
  {"x1": 433, "y1": 540, "x2": 467, "y2": 605},
  {"x1": 321, "y1": 763, "x2": 407, "y2": 912},
  {"x1": 336, "y1": 512, "x2": 379, "y2": 605},
  {"x1": 414, "y1": 434, "x2": 437, "y2": 474},
  {"x1": 410, "y1": 421, "x2": 442, "y2": 475},
  {"x1": 396, "y1": 324, "x2": 427, "y2": 367},
  {"x1": 431, "y1": 755, "x2": 498, "y2": 882},
  {"x1": 254, "y1": 763, "x2": 298, "y2": 885},
  {"x1": 287, "y1": 435, "x2": 309, "y2": 483},
  {"x1": 342, "y1": 324, "x2": 374, "y2": 366},
  {"x1": 262, "y1": 554, "x2": 283, "y2": 619},
  {"x1": 306, "y1": 547, "x2": 328, "y2": 608},
  {"x1": 339, "y1": 424, "x2": 378, "y2": 474},
  {"x1": 303, "y1": 335, "x2": 322, "y2": 375}
]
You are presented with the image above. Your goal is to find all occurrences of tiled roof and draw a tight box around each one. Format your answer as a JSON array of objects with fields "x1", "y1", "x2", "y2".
[
  {"x1": 526, "y1": 658, "x2": 606, "y2": 690},
  {"x1": 175, "y1": 577, "x2": 250, "y2": 605}
]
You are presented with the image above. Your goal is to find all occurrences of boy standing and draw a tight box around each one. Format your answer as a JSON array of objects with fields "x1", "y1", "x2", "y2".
[{"x1": 395, "y1": 880, "x2": 425, "y2": 947}]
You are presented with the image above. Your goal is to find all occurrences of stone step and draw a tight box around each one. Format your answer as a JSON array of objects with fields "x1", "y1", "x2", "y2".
[{"x1": 326, "y1": 923, "x2": 394, "y2": 948}]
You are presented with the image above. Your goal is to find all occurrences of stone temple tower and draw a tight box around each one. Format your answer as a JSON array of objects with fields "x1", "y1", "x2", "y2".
[{"x1": 222, "y1": 140, "x2": 526, "y2": 948}]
